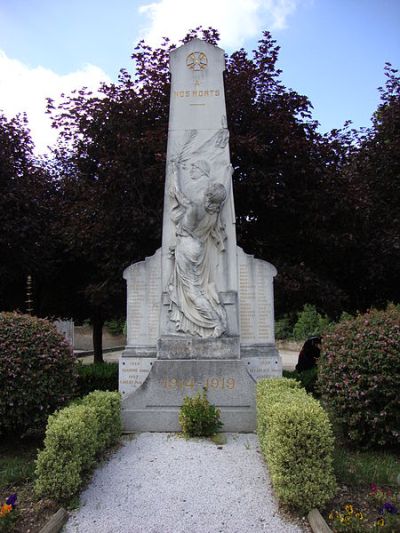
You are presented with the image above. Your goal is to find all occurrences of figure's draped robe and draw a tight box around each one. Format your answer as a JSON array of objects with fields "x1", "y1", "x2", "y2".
[{"x1": 168, "y1": 187, "x2": 227, "y2": 338}]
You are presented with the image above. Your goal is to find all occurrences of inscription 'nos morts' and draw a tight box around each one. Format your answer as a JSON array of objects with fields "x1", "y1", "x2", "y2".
[{"x1": 174, "y1": 89, "x2": 221, "y2": 98}]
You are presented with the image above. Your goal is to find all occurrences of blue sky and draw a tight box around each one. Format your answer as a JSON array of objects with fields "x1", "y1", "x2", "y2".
[{"x1": 0, "y1": 0, "x2": 399, "y2": 153}]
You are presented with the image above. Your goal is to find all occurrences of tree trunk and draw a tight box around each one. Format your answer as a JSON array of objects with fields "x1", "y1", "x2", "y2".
[{"x1": 92, "y1": 315, "x2": 104, "y2": 364}]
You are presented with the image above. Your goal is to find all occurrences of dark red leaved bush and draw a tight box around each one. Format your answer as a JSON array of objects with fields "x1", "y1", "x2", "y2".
[
  {"x1": 317, "y1": 305, "x2": 400, "y2": 448},
  {"x1": 0, "y1": 312, "x2": 77, "y2": 436}
]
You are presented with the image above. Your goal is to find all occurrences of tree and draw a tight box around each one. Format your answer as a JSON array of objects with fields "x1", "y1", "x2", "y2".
[
  {"x1": 45, "y1": 27, "x2": 354, "y2": 353},
  {"x1": 351, "y1": 64, "x2": 400, "y2": 308},
  {"x1": 223, "y1": 33, "x2": 351, "y2": 316},
  {"x1": 314, "y1": 63, "x2": 400, "y2": 312},
  {"x1": 0, "y1": 113, "x2": 56, "y2": 312},
  {"x1": 45, "y1": 29, "x2": 226, "y2": 361},
  {"x1": 43, "y1": 29, "x2": 399, "y2": 359},
  {"x1": 46, "y1": 69, "x2": 168, "y2": 361}
]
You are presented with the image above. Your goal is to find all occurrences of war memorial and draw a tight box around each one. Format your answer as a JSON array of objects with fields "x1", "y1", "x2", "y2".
[{"x1": 119, "y1": 38, "x2": 282, "y2": 431}]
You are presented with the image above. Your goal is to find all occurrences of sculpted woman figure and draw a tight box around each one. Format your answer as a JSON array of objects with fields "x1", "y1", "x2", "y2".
[{"x1": 167, "y1": 159, "x2": 228, "y2": 338}]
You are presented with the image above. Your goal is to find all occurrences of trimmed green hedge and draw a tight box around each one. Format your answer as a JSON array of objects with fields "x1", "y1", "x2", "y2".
[
  {"x1": 34, "y1": 391, "x2": 121, "y2": 501},
  {"x1": 76, "y1": 362, "x2": 119, "y2": 396},
  {"x1": 257, "y1": 378, "x2": 336, "y2": 513}
]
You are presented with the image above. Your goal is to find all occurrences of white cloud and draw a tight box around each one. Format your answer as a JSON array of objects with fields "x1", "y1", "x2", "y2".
[
  {"x1": 138, "y1": 0, "x2": 301, "y2": 49},
  {"x1": 0, "y1": 50, "x2": 110, "y2": 155}
]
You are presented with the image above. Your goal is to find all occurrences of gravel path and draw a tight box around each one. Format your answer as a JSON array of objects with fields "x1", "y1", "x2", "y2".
[{"x1": 64, "y1": 433, "x2": 308, "y2": 533}]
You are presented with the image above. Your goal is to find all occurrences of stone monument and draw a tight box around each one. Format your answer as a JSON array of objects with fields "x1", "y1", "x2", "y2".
[{"x1": 120, "y1": 38, "x2": 281, "y2": 431}]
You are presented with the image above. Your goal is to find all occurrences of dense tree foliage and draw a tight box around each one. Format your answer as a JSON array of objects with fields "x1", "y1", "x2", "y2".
[
  {"x1": 345, "y1": 64, "x2": 400, "y2": 308},
  {"x1": 0, "y1": 113, "x2": 56, "y2": 312},
  {"x1": 1, "y1": 28, "x2": 398, "y2": 358}
]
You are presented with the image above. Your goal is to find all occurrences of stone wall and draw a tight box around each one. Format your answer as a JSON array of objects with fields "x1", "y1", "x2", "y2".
[{"x1": 74, "y1": 325, "x2": 126, "y2": 351}]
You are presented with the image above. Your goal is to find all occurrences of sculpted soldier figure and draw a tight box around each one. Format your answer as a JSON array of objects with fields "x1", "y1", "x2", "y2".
[{"x1": 167, "y1": 159, "x2": 228, "y2": 338}]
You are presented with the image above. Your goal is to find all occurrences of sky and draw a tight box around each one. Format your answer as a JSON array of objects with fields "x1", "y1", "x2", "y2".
[{"x1": 0, "y1": 0, "x2": 399, "y2": 154}]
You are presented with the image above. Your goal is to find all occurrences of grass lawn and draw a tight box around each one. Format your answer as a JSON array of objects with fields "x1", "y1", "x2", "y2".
[
  {"x1": 0, "y1": 438, "x2": 58, "y2": 533},
  {"x1": 323, "y1": 434, "x2": 400, "y2": 531}
]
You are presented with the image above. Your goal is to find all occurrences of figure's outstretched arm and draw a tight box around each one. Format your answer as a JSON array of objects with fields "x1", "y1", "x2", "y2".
[{"x1": 169, "y1": 160, "x2": 191, "y2": 208}]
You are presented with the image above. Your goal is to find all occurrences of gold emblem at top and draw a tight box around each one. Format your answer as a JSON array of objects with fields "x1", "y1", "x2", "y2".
[{"x1": 186, "y1": 52, "x2": 208, "y2": 71}]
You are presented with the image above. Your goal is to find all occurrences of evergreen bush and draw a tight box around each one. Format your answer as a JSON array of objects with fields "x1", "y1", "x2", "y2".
[
  {"x1": 292, "y1": 304, "x2": 330, "y2": 341},
  {"x1": 317, "y1": 305, "x2": 400, "y2": 448},
  {"x1": 0, "y1": 312, "x2": 77, "y2": 436},
  {"x1": 178, "y1": 388, "x2": 223, "y2": 437},
  {"x1": 256, "y1": 378, "x2": 336, "y2": 513},
  {"x1": 104, "y1": 318, "x2": 126, "y2": 336},
  {"x1": 81, "y1": 390, "x2": 121, "y2": 449},
  {"x1": 283, "y1": 367, "x2": 318, "y2": 394},
  {"x1": 76, "y1": 362, "x2": 119, "y2": 396},
  {"x1": 274, "y1": 315, "x2": 294, "y2": 339},
  {"x1": 34, "y1": 391, "x2": 121, "y2": 501}
]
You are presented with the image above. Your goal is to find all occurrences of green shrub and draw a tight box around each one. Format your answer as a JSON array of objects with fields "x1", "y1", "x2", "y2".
[
  {"x1": 178, "y1": 388, "x2": 223, "y2": 437},
  {"x1": 76, "y1": 362, "x2": 119, "y2": 396},
  {"x1": 34, "y1": 404, "x2": 98, "y2": 500},
  {"x1": 34, "y1": 391, "x2": 121, "y2": 501},
  {"x1": 283, "y1": 367, "x2": 318, "y2": 395},
  {"x1": 0, "y1": 312, "x2": 77, "y2": 437},
  {"x1": 256, "y1": 378, "x2": 336, "y2": 513},
  {"x1": 317, "y1": 305, "x2": 400, "y2": 448},
  {"x1": 275, "y1": 315, "x2": 294, "y2": 340},
  {"x1": 256, "y1": 377, "x2": 301, "y2": 438},
  {"x1": 104, "y1": 318, "x2": 126, "y2": 336},
  {"x1": 81, "y1": 391, "x2": 121, "y2": 449},
  {"x1": 292, "y1": 304, "x2": 330, "y2": 341}
]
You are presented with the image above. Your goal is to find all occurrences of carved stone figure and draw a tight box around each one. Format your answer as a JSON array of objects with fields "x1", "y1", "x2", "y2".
[{"x1": 167, "y1": 158, "x2": 228, "y2": 338}]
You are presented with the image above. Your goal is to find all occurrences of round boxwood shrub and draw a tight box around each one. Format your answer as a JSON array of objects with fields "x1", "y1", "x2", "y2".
[
  {"x1": 317, "y1": 305, "x2": 400, "y2": 448},
  {"x1": 0, "y1": 312, "x2": 78, "y2": 437}
]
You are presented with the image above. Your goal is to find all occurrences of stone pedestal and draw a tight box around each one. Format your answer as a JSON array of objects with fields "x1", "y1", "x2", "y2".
[{"x1": 122, "y1": 359, "x2": 257, "y2": 432}]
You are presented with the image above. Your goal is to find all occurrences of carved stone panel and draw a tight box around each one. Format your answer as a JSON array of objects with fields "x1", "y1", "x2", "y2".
[
  {"x1": 237, "y1": 247, "x2": 277, "y2": 345},
  {"x1": 119, "y1": 357, "x2": 156, "y2": 397},
  {"x1": 123, "y1": 249, "x2": 161, "y2": 348}
]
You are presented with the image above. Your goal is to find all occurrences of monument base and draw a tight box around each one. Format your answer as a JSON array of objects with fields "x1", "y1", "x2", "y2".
[
  {"x1": 121, "y1": 353, "x2": 282, "y2": 432},
  {"x1": 122, "y1": 345, "x2": 157, "y2": 358},
  {"x1": 158, "y1": 334, "x2": 240, "y2": 359}
]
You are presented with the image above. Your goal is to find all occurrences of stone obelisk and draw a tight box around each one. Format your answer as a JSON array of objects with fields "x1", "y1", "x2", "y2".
[{"x1": 120, "y1": 39, "x2": 281, "y2": 432}]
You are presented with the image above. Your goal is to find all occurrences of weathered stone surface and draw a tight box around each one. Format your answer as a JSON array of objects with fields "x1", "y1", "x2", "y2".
[
  {"x1": 242, "y1": 355, "x2": 282, "y2": 380},
  {"x1": 160, "y1": 39, "x2": 239, "y2": 339},
  {"x1": 123, "y1": 249, "x2": 161, "y2": 349},
  {"x1": 122, "y1": 359, "x2": 256, "y2": 432},
  {"x1": 120, "y1": 39, "x2": 281, "y2": 431},
  {"x1": 237, "y1": 246, "x2": 277, "y2": 345},
  {"x1": 54, "y1": 319, "x2": 74, "y2": 346},
  {"x1": 158, "y1": 334, "x2": 240, "y2": 359},
  {"x1": 119, "y1": 356, "x2": 157, "y2": 397}
]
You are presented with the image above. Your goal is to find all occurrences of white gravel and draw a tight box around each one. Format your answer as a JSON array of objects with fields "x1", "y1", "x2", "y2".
[{"x1": 64, "y1": 433, "x2": 308, "y2": 533}]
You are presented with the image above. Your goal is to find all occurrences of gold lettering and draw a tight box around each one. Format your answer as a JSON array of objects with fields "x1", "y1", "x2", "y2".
[
  {"x1": 160, "y1": 376, "x2": 236, "y2": 390},
  {"x1": 227, "y1": 378, "x2": 235, "y2": 389},
  {"x1": 174, "y1": 89, "x2": 221, "y2": 98}
]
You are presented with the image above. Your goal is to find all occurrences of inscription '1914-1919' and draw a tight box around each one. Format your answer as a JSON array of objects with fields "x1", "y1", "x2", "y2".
[{"x1": 160, "y1": 377, "x2": 236, "y2": 390}]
